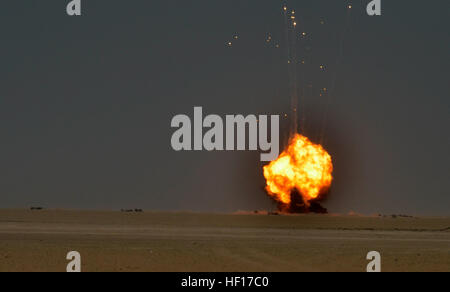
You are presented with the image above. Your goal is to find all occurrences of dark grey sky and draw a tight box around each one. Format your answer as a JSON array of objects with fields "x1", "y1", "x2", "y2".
[{"x1": 1, "y1": 0, "x2": 449, "y2": 215}]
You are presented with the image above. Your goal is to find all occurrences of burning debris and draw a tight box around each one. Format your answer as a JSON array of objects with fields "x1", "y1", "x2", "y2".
[{"x1": 263, "y1": 134, "x2": 333, "y2": 214}]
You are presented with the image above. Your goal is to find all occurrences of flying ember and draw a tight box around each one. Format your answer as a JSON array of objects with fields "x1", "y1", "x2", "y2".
[{"x1": 263, "y1": 134, "x2": 333, "y2": 213}]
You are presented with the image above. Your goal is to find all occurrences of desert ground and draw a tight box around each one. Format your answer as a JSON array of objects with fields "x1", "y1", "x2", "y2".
[{"x1": 0, "y1": 209, "x2": 448, "y2": 272}]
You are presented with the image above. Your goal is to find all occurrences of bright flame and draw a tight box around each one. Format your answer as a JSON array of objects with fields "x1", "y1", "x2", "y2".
[{"x1": 263, "y1": 134, "x2": 333, "y2": 206}]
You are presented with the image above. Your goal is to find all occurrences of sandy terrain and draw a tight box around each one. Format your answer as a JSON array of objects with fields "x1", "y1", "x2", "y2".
[{"x1": 0, "y1": 209, "x2": 448, "y2": 272}]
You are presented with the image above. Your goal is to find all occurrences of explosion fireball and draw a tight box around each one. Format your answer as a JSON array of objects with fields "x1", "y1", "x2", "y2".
[{"x1": 263, "y1": 134, "x2": 333, "y2": 213}]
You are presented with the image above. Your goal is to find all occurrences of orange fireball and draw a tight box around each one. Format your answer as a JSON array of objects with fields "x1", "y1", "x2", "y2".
[{"x1": 263, "y1": 134, "x2": 333, "y2": 206}]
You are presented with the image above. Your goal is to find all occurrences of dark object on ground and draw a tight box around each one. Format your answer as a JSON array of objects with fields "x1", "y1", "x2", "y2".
[
  {"x1": 268, "y1": 212, "x2": 280, "y2": 216},
  {"x1": 30, "y1": 207, "x2": 44, "y2": 211},
  {"x1": 121, "y1": 209, "x2": 144, "y2": 213},
  {"x1": 398, "y1": 214, "x2": 414, "y2": 218},
  {"x1": 381, "y1": 214, "x2": 415, "y2": 219}
]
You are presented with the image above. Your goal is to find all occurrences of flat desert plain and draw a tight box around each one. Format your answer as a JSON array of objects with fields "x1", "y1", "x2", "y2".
[{"x1": 0, "y1": 209, "x2": 448, "y2": 272}]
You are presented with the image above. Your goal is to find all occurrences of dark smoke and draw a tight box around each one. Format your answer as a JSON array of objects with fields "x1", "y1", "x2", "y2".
[{"x1": 277, "y1": 190, "x2": 328, "y2": 214}]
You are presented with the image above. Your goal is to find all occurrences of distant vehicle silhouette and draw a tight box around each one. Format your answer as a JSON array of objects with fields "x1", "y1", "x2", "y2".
[
  {"x1": 120, "y1": 209, "x2": 143, "y2": 213},
  {"x1": 30, "y1": 207, "x2": 44, "y2": 211}
]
